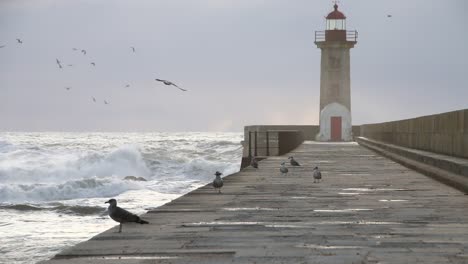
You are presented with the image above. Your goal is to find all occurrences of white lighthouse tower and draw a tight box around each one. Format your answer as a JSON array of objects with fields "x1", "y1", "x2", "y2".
[{"x1": 315, "y1": 4, "x2": 357, "y2": 141}]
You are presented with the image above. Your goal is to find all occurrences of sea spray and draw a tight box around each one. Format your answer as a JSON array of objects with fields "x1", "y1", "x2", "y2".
[{"x1": 0, "y1": 132, "x2": 242, "y2": 264}]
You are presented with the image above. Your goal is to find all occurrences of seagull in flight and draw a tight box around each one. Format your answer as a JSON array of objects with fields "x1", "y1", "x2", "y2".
[
  {"x1": 104, "y1": 100, "x2": 109, "y2": 105},
  {"x1": 81, "y1": 49, "x2": 87, "y2": 55},
  {"x1": 155, "y1": 79, "x2": 187, "y2": 91},
  {"x1": 65, "y1": 87, "x2": 71, "y2": 91},
  {"x1": 90, "y1": 62, "x2": 96, "y2": 66},
  {"x1": 56, "y1": 59, "x2": 63, "y2": 69},
  {"x1": 0, "y1": 45, "x2": 5, "y2": 48},
  {"x1": 72, "y1": 48, "x2": 78, "y2": 51},
  {"x1": 387, "y1": 14, "x2": 392, "y2": 18},
  {"x1": 16, "y1": 38, "x2": 23, "y2": 44},
  {"x1": 92, "y1": 97, "x2": 96, "y2": 102},
  {"x1": 125, "y1": 84, "x2": 130, "y2": 88},
  {"x1": 67, "y1": 64, "x2": 73, "y2": 67},
  {"x1": 130, "y1": 46, "x2": 136, "y2": 52}
]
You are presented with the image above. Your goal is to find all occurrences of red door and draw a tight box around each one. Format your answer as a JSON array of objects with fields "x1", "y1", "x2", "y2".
[{"x1": 330, "y1": 116, "x2": 342, "y2": 141}]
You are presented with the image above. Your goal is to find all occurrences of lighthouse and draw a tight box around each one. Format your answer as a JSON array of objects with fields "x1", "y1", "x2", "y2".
[{"x1": 315, "y1": 4, "x2": 357, "y2": 142}]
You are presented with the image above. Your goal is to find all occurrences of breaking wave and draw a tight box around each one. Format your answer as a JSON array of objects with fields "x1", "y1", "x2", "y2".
[
  {"x1": 0, "y1": 132, "x2": 242, "y2": 203},
  {"x1": 0, "y1": 203, "x2": 106, "y2": 216}
]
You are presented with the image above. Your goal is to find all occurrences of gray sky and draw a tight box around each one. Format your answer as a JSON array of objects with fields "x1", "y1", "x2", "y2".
[{"x1": 1, "y1": 0, "x2": 467, "y2": 132}]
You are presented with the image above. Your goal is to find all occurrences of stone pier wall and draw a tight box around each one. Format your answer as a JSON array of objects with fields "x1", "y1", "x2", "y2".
[{"x1": 360, "y1": 109, "x2": 468, "y2": 159}]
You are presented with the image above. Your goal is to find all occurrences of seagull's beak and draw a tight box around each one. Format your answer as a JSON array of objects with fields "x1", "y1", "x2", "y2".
[{"x1": 105, "y1": 200, "x2": 109, "y2": 204}]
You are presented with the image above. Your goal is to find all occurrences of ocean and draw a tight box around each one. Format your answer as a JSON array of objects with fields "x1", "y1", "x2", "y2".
[{"x1": 0, "y1": 132, "x2": 243, "y2": 264}]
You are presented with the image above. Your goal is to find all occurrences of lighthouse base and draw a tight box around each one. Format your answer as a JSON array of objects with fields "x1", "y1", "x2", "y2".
[{"x1": 316, "y1": 102, "x2": 352, "y2": 142}]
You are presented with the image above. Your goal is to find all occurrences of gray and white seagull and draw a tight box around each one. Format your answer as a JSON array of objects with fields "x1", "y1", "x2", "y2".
[
  {"x1": 56, "y1": 58, "x2": 63, "y2": 69},
  {"x1": 288, "y1": 156, "x2": 300, "y2": 166},
  {"x1": 313, "y1": 166, "x2": 322, "y2": 183},
  {"x1": 105, "y1": 199, "x2": 149, "y2": 233},
  {"x1": 155, "y1": 79, "x2": 187, "y2": 91},
  {"x1": 213, "y1": 171, "x2": 224, "y2": 194},
  {"x1": 280, "y1": 162, "x2": 288, "y2": 176},
  {"x1": 251, "y1": 156, "x2": 259, "y2": 169}
]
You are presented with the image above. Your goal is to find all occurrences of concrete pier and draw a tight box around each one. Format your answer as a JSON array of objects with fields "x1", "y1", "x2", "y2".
[{"x1": 43, "y1": 142, "x2": 468, "y2": 264}]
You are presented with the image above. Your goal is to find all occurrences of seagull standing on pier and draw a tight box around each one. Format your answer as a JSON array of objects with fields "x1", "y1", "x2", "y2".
[
  {"x1": 280, "y1": 162, "x2": 288, "y2": 176},
  {"x1": 155, "y1": 79, "x2": 187, "y2": 91},
  {"x1": 251, "y1": 157, "x2": 259, "y2": 168},
  {"x1": 105, "y1": 199, "x2": 149, "y2": 233},
  {"x1": 213, "y1": 171, "x2": 224, "y2": 194},
  {"x1": 313, "y1": 166, "x2": 322, "y2": 183},
  {"x1": 288, "y1": 156, "x2": 300, "y2": 166}
]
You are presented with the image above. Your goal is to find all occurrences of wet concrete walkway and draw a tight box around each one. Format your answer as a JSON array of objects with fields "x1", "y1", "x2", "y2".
[{"x1": 43, "y1": 142, "x2": 468, "y2": 264}]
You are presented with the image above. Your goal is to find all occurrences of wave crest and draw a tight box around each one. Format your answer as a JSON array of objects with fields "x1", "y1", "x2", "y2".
[{"x1": 0, "y1": 177, "x2": 144, "y2": 203}]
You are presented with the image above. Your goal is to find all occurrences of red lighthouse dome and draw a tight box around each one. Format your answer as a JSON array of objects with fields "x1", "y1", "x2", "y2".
[
  {"x1": 326, "y1": 4, "x2": 346, "y2": 20},
  {"x1": 326, "y1": 4, "x2": 346, "y2": 31}
]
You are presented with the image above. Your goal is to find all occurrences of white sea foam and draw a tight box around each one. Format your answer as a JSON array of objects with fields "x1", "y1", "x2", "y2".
[
  {"x1": 0, "y1": 132, "x2": 242, "y2": 202},
  {"x1": 0, "y1": 177, "x2": 144, "y2": 202},
  {"x1": 0, "y1": 132, "x2": 243, "y2": 264}
]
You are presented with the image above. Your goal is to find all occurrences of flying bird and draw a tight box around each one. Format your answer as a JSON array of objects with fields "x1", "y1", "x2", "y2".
[
  {"x1": 125, "y1": 84, "x2": 130, "y2": 88},
  {"x1": 131, "y1": 46, "x2": 136, "y2": 52},
  {"x1": 90, "y1": 62, "x2": 96, "y2": 66},
  {"x1": 288, "y1": 156, "x2": 300, "y2": 166},
  {"x1": 72, "y1": 48, "x2": 78, "y2": 51},
  {"x1": 155, "y1": 79, "x2": 187, "y2": 91},
  {"x1": 16, "y1": 38, "x2": 22, "y2": 44},
  {"x1": 105, "y1": 199, "x2": 149, "y2": 233},
  {"x1": 313, "y1": 166, "x2": 322, "y2": 183},
  {"x1": 280, "y1": 162, "x2": 288, "y2": 176},
  {"x1": 92, "y1": 97, "x2": 96, "y2": 102},
  {"x1": 56, "y1": 59, "x2": 63, "y2": 69},
  {"x1": 104, "y1": 100, "x2": 109, "y2": 105},
  {"x1": 67, "y1": 64, "x2": 73, "y2": 67},
  {"x1": 81, "y1": 49, "x2": 86, "y2": 55},
  {"x1": 65, "y1": 87, "x2": 71, "y2": 91},
  {"x1": 0, "y1": 45, "x2": 5, "y2": 48},
  {"x1": 251, "y1": 157, "x2": 259, "y2": 169},
  {"x1": 213, "y1": 171, "x2": 224, "y2": 194},
  {"x1": 387, "y1": 14, "x2": 392, "y2": 18}
]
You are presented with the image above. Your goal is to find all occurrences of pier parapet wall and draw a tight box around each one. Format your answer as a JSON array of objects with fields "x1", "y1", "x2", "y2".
[
  {"x1": 360, "y1": 109, "x2": 468, "y2": 159},
  {"x1": 240, "y1": 125, "x2": 318, "y2": 168}
]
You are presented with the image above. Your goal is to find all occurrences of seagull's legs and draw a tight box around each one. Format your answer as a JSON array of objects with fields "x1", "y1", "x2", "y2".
[
  {"x1": 218, "y1": 189, "x2": 221, "y2": 194},
  {"x1": 118, "y1": 223, "x2": 122, "y2": 233}
]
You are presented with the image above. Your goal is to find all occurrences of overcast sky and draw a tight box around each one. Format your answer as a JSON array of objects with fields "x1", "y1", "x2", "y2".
[{"x1": 1, "y1": 0, "x2": 467, "y2": 132}]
